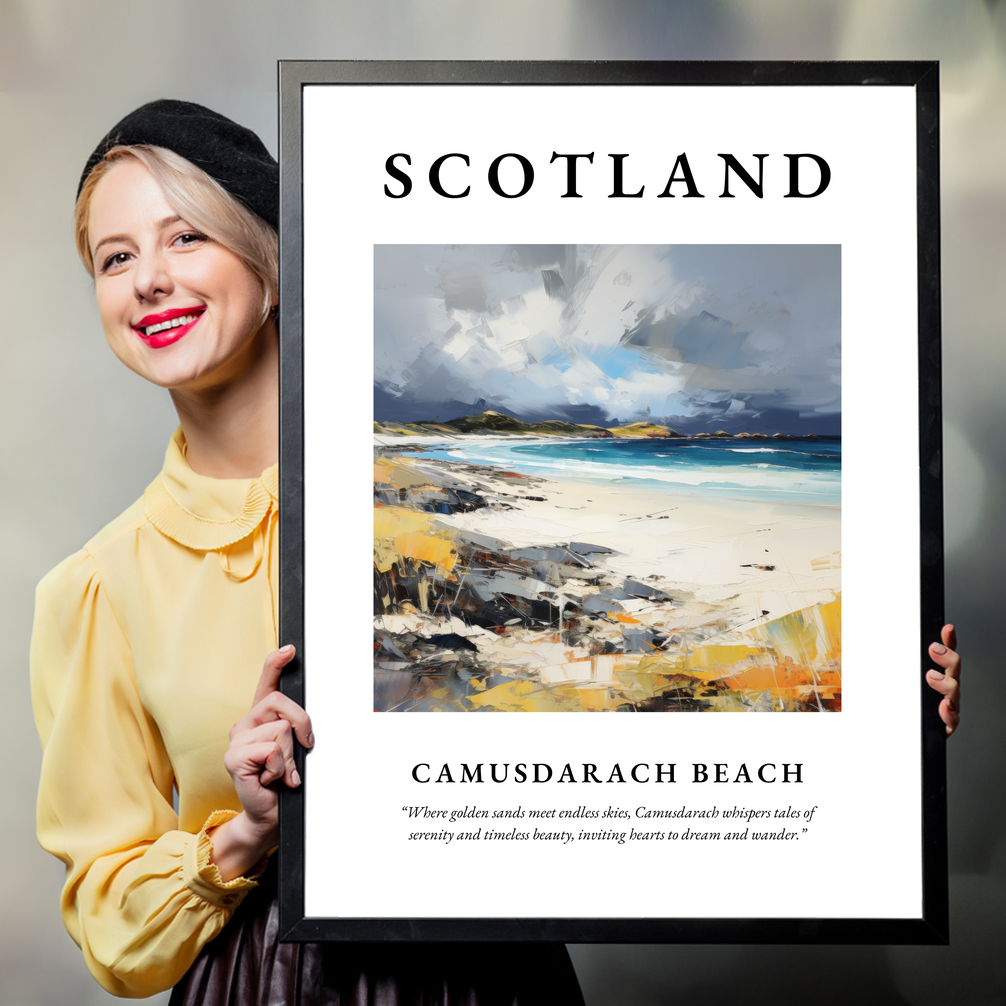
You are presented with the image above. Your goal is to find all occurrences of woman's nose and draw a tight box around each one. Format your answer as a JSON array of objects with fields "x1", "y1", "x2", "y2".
[{"x1": 133, "y1": 249, "x2": 173, "y2": 302}]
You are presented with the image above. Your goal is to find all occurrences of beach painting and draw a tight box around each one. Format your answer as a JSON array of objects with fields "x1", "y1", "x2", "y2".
[{"x1": 373, "y1": 244, "x2": 841, "y2": 712}]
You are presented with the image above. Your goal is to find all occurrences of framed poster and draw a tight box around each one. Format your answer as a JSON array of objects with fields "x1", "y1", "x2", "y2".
[{"x1": 277, "y1": 61, "x2": 946, "y2": 943}]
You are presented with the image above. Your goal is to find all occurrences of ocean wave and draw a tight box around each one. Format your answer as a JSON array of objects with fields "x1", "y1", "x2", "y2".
[{"x1": 435, "y1": 445, "x2": 839, "y2": 499}]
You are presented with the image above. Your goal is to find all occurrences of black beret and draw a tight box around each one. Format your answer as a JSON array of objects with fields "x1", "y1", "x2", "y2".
[{"x1": 78, "y1": 99, "x2": 278, "y2": 228}]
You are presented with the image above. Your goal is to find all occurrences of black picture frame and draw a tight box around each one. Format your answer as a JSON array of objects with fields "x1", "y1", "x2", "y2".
[{"x1": 277, "y1": 60, "x2": 945, "y2": 944}]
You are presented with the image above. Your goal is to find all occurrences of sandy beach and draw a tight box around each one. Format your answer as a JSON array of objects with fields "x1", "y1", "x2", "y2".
[{"x1": 374, "y1": 443, "x2": 841, "y2": 712}]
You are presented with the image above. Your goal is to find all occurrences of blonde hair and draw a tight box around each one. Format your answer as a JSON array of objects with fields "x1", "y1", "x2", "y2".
[{"x1": 75, "y1": 145, "x2": 278, "y2": 322}]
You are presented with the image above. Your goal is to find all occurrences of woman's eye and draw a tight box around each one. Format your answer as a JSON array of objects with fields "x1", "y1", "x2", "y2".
[
  {"x1": 173, "y1": 231, "x2": 208, "y2": 248},
  {"x1": 101, "y1": 251, "x2": 132, "y2": 273}
]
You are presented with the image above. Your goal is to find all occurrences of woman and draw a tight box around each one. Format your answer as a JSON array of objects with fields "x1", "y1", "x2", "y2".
[
  {"x1": 33, "y1": 98, "x2": 963, "y2": 1003},
  {"x1": 31, "y1": 100, "x2": 586, "y2": 1003}
]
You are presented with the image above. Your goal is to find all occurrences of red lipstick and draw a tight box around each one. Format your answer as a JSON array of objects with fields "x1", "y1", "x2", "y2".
[{"x1": 132, "y1": 306, "x2": 206, "y2": 349}]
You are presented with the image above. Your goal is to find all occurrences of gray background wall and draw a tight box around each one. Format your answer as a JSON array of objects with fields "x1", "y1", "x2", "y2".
[{"x1": 1, "y1": 1, "x2": 1002, "y2": 1003}]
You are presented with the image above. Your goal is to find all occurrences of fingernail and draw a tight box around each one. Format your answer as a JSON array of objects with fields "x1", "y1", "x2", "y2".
[
  {"x1": 292, "y1": 768, "x2": 301, "y2": 787},
  {"x1": 307, "y1": 732, "x2": 315, "y2": 748},
  {"x1": 931, "y1": 643, "x2": 947, "y2": 655},
  {"x1": 280, "y1": 644, "x2": 295, "y2": 654},
  {"x1": 928, "y1": 669, "x2": 944, "y2": 679}
]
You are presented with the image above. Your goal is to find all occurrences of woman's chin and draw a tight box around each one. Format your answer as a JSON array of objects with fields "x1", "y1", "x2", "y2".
[
  {"x1": 122, "y1": 353, "x2": 219, "y2": 392},
  {"x1": 109, "y1": 323, "x2": 273, "y2": 395}
]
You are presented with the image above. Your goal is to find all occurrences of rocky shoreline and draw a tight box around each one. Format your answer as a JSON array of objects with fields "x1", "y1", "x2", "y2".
[{"x1": 373, "y1": 445, "x2": 841, "y2": 713}]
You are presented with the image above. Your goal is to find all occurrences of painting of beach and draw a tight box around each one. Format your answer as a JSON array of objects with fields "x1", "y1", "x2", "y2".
[{"x1": 373, "y1": 245, "x2": 841, "y2": 712}]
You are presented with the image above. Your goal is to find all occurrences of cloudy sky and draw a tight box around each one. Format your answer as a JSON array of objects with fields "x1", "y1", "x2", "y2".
[{"x1": 374, "y1": 244, "x2": 841, "y2": 434}]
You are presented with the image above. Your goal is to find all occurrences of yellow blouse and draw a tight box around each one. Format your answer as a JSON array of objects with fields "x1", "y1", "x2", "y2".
[{"x1": 31, "y1": 428, "x2": 279, "y2": 998}]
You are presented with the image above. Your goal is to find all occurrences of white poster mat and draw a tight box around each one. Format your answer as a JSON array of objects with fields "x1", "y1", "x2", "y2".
[{"x1": 300, "y1": 84, "x2": 919, "y2": 920}]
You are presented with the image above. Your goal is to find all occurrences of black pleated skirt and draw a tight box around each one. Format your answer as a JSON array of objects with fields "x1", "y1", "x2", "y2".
[{"x1": 169, "y1": 869, "x2": 585, "y2": 1006}]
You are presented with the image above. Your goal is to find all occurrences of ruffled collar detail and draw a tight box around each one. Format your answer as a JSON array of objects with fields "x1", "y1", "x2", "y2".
[{"x1": 143, "y1": 428, "x2": 278, "y2": 552}]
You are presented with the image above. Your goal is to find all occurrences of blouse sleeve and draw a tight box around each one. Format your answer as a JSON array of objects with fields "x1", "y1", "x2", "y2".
[{"x1": 31, "y1": 549, "x2": 262, "y2": 998}]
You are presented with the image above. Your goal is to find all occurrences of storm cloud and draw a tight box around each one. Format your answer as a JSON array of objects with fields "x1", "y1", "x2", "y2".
[{"x1": 374, "y1": 244, "x2": 840, "y2": 433}]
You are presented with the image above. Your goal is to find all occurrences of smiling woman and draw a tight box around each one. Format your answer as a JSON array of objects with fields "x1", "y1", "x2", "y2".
[
  {"x1": 30, "y1": 100, "x2": 585, "y2": 1004},
  {"x1": 76, "y1": 144, "x2": 278, "y2": 308},
  {"x1": 85, "y1": 158, "x2": 271, "y2": 393}
]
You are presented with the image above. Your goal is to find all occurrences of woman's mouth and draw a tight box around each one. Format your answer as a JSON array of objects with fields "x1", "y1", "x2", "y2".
[{"x1": 133, "y1": 307, "x2": 206, "y2": 348}]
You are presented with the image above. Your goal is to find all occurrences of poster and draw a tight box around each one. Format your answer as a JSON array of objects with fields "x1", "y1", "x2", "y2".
[{"x1": 278, "y1": 62, "x2": 945, "y2": 942}]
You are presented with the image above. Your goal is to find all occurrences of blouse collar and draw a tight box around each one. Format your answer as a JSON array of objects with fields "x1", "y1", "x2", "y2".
[{"x1": 143, "y1": 428, "x2": 278, "y2": 551}]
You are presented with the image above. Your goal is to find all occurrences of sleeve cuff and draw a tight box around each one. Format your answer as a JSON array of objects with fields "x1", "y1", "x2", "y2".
[{"x1": 182, "y1": 810, "x2": 269, "y2": 909}]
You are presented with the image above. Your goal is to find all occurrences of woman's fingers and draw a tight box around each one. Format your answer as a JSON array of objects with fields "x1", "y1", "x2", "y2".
[
  {"x1": 252, "y1": 644, "x2": 297, "y2": 707},
  {"x1": 927, "y1": 623, "x2": 961, "y2": 737},
  {"x1": 259, "y1": 742, "x2": 289, "y2": 787},
  {"x1": 925, "y1": 678, "x2": 960, "y2": 736},
  {"x1": 940, "y1": 698, "x2": 960, "y2": 736},
  {"x1": 224, "y1": 738, "x2": 287, "y2": 788},
  {"x1": 230, "y1": 719, "x2": 302, "y2": 788},
  {"x1": 241, "y1": 644, "x2": 314, "y2": 749},
  {"x1": 218, "y1": 647, "x2": 309, "y2": 847},
  {"x1": 929, "y1": 642, "x2": 960, "y2": 680},
  {"x1": 254, "y1": 691, "x2": 314, "y2": 748},
  {"x1": 232, "y1": 689, "x2": 314, "y2": 750},
  {"x1": 224, "y1": 645, "x2": 311, "y2": 809},
  {"x1": 941, "y1": 623, "x2": 958, "y2": 653},
  {"x1": 925, "y1": 667, "x2": 959, "y2": 703},
  {"x1": 925, "y1": 627, "x2": 957, "y2": 684}
]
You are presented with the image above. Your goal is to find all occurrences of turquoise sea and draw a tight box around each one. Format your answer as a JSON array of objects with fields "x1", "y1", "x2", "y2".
[{"x1": 415, "y1": 437, "x2": 841, "y2": 505}]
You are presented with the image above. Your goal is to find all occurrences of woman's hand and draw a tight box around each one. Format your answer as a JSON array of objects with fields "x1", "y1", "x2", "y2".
[
  {"x1": 926, "y1": 624, "x2": 961, "y2": 738},
  {"x1": 209, "y1": 645, "x2": 314, "y2": 881}
]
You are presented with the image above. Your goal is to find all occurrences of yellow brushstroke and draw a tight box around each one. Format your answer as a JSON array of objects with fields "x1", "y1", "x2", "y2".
[
  {"x1": 814, "y1": 596, "x2": 842, "y2": 663},
  {"x1": 374, "y1": 457, "x2": 435, "y2": 490},
  {"x1": 574, "y1": 686, "x2": 623, "y2": 711},
  {"x1": 373, "y1": 506, "x2": 457, "y2": 574},
  {"x1": 381, "y1": 553, "x2": 840, "y2": 710},
  {"x1": 457, "y1": 595, "x2": 841, "y2": 712},
  {"x1": 677, "y1": 643, "x2": 765, "y2": 676},
  {"x1": 467, "y1": 680, "x2": 558, "y2": 711},
  {"x1": 752, "y1": 596, "x2": 841, "y2": 667},
  {"x1": 810, "y1": 549, "x2": 842, "y2": 571}
]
